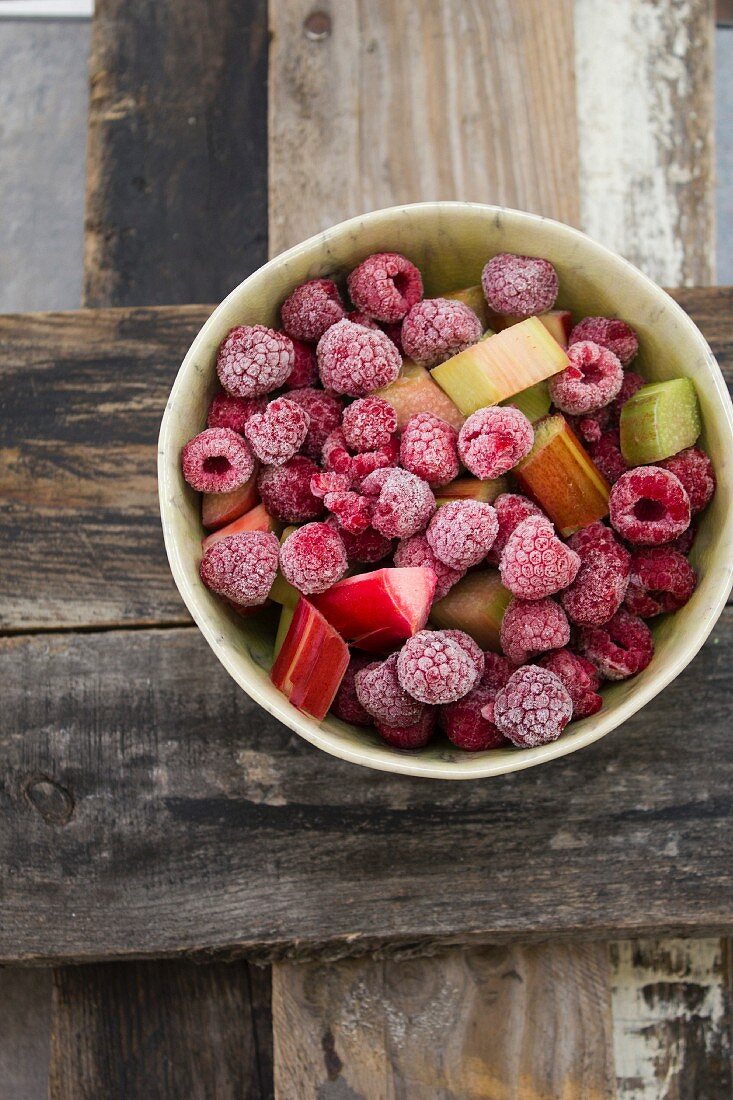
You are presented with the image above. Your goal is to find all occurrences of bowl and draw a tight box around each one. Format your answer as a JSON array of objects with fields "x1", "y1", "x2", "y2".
[{"x1": 158, "y1": 202, "x2": 733, "y2": 780}]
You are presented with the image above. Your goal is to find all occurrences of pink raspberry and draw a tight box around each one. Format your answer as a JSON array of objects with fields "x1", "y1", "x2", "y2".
[
  {"x1": 283, "y1": 337, "x2": 318, "y2": 389},
  {"x1": 587, "y1": 429, "x2": 628, "y2": 484},
  {"x1": 482, "y1": 652, "x2": 513, "y2": 690},
  {"x1": 538, "y1": 649, "x2": 602, "y2": 719},
  {"x1": 441, "y1": 681, "x2": 508, "y2": 751},
  {"x1": 442, "y1": 630, "x2": 485, "y2": 680},
  {"x1": 397, "y1": 629, "x2": 481, "y2": 705},
  {"x1": 347, "y1": 252, "x2": 423, "y2": 323},
  {"x1": 347, "y1": 309, "x2": 380, "y2": 330},
  {"x1": 331, "y1": 652, "x2": 374, "y2": 726},
  {"x1": 280, "y1": 278, "x2": 345, "y2": 342},
  {"x1": 568, "y1": 407, "x2": 614, "y2": 445},
  {"x1": 279, "y1": 522, "x2": 347, "y2": 595},
  {"x1": 612, "y1": 370, "x2": 645, "y2": 417},
  {"x1": 322, "y1": 427, "x2": 399, "y2": 483},
  {"x1": 328, "y1": 518, "x2": 392, "y2": 564},
  {"x1": 487, "y1": 494, "x2": 545, "y2": 565},
  {"x1": 401, "y1": 298, "x2": 482, "y2": 368},
  {"x1": 548, "y1": 341, "x2": 623, "y2": 416},
  {"x1": 207, "y1": 392, "x2": 266, "y2": 433},
  {"x1": 482, "y1": 253, "x2": 559, "y2": 318},
  {"x1": 609, "y1": 467, "x2": 691, "y2": 545},
  {"x1": 561, "y1": 523, "x2": 630, "y2": 626},
  {"x1": 426, "y1": 500, "x2": 499, "y2": 570},
  {"x1": 258, "y1": 455, "x2": 324, "y2": 523},
  {"x1": 244, "y1": 397, "x2": 310, "y2": 466},
  {"x1": 286, "y1": 387, "x2": 344, "y2": 460},
  {"x1": 342, "y1": 396, "x2": 397, "y2": 452},
  {"x1": 199, "y1": 530, "x2": 279, "y2": 607},
  {"x1": 670, "y1": 524, "x2": 696, "y2": 556},
  {"x1": 362, "y1": 468, "x2": 435, "y2": 539},
  {"x1": 181, "y1": 427, "x2": 255, "y2": 493},
  {"x1": 310, "y1": 471, "x2": 351, "y2": 498},
  {"x1": 400, "y1": 413, "x2": 460, "y2": 487},
  {"x1": 499, "y1": 516, "x2": 580, "y2": 600},
  {"x1": 500, "y1": 598, "x2": 570, "y2": 665},
  {"x1": 381, "y1": 321, "x2": 404, "y2": 355},
  {"x1": 324, "y1": 490, "x2": 372, "y2": 534},
  {"x1": 492, "y1": 666, "x2": 573, "y2": 748},
  {"x1": 577, "y1": 609, "x2": 654, "y2": 680},
  {"x1": 569, "y1": 316, "x2": 639, "y2": 367},
  {"x1": 660, "y1": 447, "x2": 716, "y2": 515},
  {"x1": 355, "y1": 653, "x2": 426, "y2": 727},
  {"x1": 376, "y1": 708, "x2": 437, "y2": 750},
  {"x1": 317, "y1": 319, "x2": 401, "y2": 397},
  {"x1": 216, "y1": 325, "x2": 294, "y2": 398},
  {"x1": 623, "y1": 546, "x2": 697, "y2": 617},
  {"x1": 394, "y1": 534, "x2": 465, "y2": 600},
  {"x1": 458, "y1": 406, "x2": 534, "y2": 479}
]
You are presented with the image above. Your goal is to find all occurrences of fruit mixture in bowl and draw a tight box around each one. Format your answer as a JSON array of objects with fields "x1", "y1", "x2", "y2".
[{"x1": 180, "y1": 250, "x2": 714, "y2": 753}]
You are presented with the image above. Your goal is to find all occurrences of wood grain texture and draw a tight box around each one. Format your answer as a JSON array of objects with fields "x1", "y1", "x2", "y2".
[
  {"x1": 273, "y1": 943, "x2": 615, "y2": 1099},
  {"x1": 84, "y1": 0, "x2": 268, "y2": 307},
  {"x1": 0, "y1": 968, "x2": 51, "y2": 1100}
]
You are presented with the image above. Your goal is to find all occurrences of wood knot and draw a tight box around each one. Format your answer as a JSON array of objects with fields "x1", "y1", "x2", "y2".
[
  {"x1": 303, "y1": 10, "x2": 331, "y2": 40},
  {"x1": 24, "y1": 777, "x2": 75, "y2": 826}
]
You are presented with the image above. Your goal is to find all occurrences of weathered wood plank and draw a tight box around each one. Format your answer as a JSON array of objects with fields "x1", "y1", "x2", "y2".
[{"x1": 0, "y1": 969, "x2": 51, "y2": 1100}]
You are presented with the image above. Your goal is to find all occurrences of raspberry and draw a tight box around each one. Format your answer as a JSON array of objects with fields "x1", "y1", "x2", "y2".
[
  {"x1": 670, "y1": 524, "x2": 696, "y2": 556},
  {"x1": 482, "y1": 652, "x2": 513, "y2": 690},
  {"x1": 324, "y1": 490, "x2": 372, "y2": 533},
  {"x1": 609, "y1": 467, "x2": 691, "y2": 545},
  {"x1": 458, "y1": 406, "x2": 534, "y2": 479},
  {"x1": 342, "y1": 396, "x2": 397, "y2": 451},
  {"x1": 279, "y1": 522, "x2": 347, "y2": 595},
  {"x1": 244, "y1": 397, "x2": 310, "y2": 466},
  {"x1": 216, "y1": 325, "x2": 294, "y2": 398},
  {"x1": 538, "y1": 649, "x2": 602, "y2": 718},
  {"x1": 442, "y1": 629, "x2": 485, "y2": 676},
  {"x1": 623, "y1": 546, "x2": 697, "y2": 617},
  {"x1": 441, "y1": 681, "x2": 508, "y2": 750},
  {"x1": 397, "y1": 629, "x2": 480, "y2": 705},
  {"x1": 355, "y1": 653, "x2": 425, "y2": 727},
  {"x1": 329, "y1": 518, "x2": 392, "y2": 564},
  {"x1": 199, "y1": 530, "x2": 279, "y2": 607},
  {"x1": 548, "y1": 341, "x2": 623, "y2": 416},
  {"x1": 363, "y1": 468, "x2": 435, "y2": 539},
  {"x1": 426, "y1": 500, "x2": 499, "y2": 570},
  {"x1": 310, "y1": 471, "x2": 351, "y2": 498},
  {"x1": 317, "y1": 319, "x2": 401, "y2": 397},
  {"x1": 401, "y1": 298, "x2": 482, "y2": 368},
  {"x1": 258, "y1": 455, "x2": 324, "y2": 523},
  {"x1": 400, "y1": 413, "x2": 460, "y2": 487},
  {"x1": 181, "y1": 427, "x2": 255, "y2": 493},
  {"x1": 499, "y1": 516, "x2": 580, "y2": 600},
  {"x1": 394, "y1": 534, "x2": 465, "y2": 600},
  {"x1": 347, "y1": 252, "x2": 423, "y2": 323},
  {"x1": 577, "y1": 609, "x2": 654, "y2": 680},
  {"x1": 500, "y1": 598, "x2": 570, "y2": 665},
  {"x1": 322, "y1": 428, "x2": 399, "y2": 483},
  {"x1": 481, "y1": 253, "x2": 558, "y2": 318},
  {"x1": 286, "y1": 387, "x2": 344, "y2": 460},
  {"x1": 492, "y1": 666, "x2": 572, "y2": 748},
  {"x1": 568, "y1": 407, "x2": 614, "y2": 444},
  {"x1": 283, "y1": 337, "x2": 318, "y2": 389},
  {"x1": 207, "y1": 392, "x2": 265, "y2": 433},
  {"x1": 331, "y1": 652, "x2": 374, "y2": 726},
  {"x1": 280, "y1": 278, "x2": 345, "y2": 342},
  {"x1": 347, "y1": 310, "x2": 380, "y2": 330},
  {"x1": 660, "y1": 447, "x2": 716, "y2": 515},
  {"x1": 487, "y1": 494, "x2": 545, "y2": 565},
  {"x1": 376, "y1": 708, "x2": 436, "y2": 750},
  {"x1": 612, "y1": 370, "x2": 645, "y2": 417},
  {"x1": 569, "y1": 316, "x2": 639, "y2": 367},
  {"x1": 381, "y1": 321, "x2": 404, "y2": 355},
  {"x1": 561, "y1": 523, "x2": 630, "y2": 626},
  {"x1": 587, "y1": 429, "x2": 628, "y2": 484}
]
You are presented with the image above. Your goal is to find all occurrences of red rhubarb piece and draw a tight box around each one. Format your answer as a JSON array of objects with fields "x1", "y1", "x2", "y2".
[
  {"x1": 201, "y1": 468, "x2": 260, "y2": 531},
  {"x1": 201, "y1": 502, "x2": 279, "y2": 551},
  {"x1": 270, "y1": 596, "x2": 350, "y2": 720},
  {"x1": 310, "y1": 567, "x2": 436, "y2": 653}
]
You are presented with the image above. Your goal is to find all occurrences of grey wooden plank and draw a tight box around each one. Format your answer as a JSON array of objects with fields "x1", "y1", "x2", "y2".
[{"x1": 0, "y1": 968, "x2": 51, "y2": 1100}]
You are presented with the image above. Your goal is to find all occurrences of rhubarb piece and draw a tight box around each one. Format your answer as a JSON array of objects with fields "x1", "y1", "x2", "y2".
[
  {"x1": 279, "y1": 522, "x2": 348, "y2": 595},
  {"x1": 619, "y1": 378, "x2": 701, "y2": 465},
  {"x1": 216, "y1": 325, "x2": 294, "y2": 398},
  {"x1": 435, "y1": 476, "x2": 507, "y2": 506},
  {"x1": 499, "y1": 515, "x2": 580, "y2": 600},
  {"x1": 431, "y1": 317, "x2": 568, "y2": 415},
  {"x1": 401, "y1": 298, "x2": 482, "y2": 368},
  {"x1": 609, "y1": 467, "x2": 691, "y2": 545},
  {"x1": 501, "y1": 379, "x2": 551, "y2": 423},
  {"x1": 317, "y1": 319, "x2": 402, "y2": 397},
  {"x1": 500, "y1": 309, "x2": 573, "y2": 348},
  {"x1": 493, "y1": 666, "x2": 572, "y2": 748},
  {"x1": 394, "y1": 534, "x2": 465, "y2": 600},
  {"x1": 376, "y1": 358, "x2": 464, "y2": 431},
  {"x1": 347, "y1": 252, "x2": 423, "y2": 323},
  {"x1": 514, "y1": 414, "x2": 610, "y2": 537},
  {"x1": 310, "y1": 567, "x2": 436, "y2": 653},
  {"x1": 280, "y1": 278, "x2": 345, "y2": 342},
  {"x1": 270, "y1": 596, "x2": 349, "y2": 720},
  {"x1": 273, "y1": 603, "x2": 295, "y2": 659},
  {"x1": 482, "y1": 253, "x2": 559, "y2": 318},
  {"x1": 443, "y1": 284, "x2": 494, "y2": 331},
  {"x1": 429, "y1": 570, "x2": 511, "y2": 651},
  {"x1": 458, "y1": 406, "x2": 534, "y2": 478},
  {"x1": 202, "y1": 502, "x2": 280, "y2": 551},
  {"x1": 269, "y1": 570, "x2": 299, "y2": 609},
  {"x1": 396, "y1": 629, "x2": 480, "y2": 705},
  {"x1": 201, "y1": 468, "x2": 259, "y2": 530},
  {"x1": 200, "y1": 530, "x2": 279, "y2": 607},
  {"x1": 181, "y1": 427, "x2": 256, "y2": 493}
]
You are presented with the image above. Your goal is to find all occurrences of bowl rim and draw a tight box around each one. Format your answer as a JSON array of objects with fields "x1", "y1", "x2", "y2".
[{"x1": 159, "y1": 200, "x2": 733, "y2": 780}]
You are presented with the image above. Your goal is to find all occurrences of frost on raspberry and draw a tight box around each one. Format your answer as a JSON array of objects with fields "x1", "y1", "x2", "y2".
[
  {"x1": 623, "y1": 546, "x2": 697, "y2": 617},
  {"x1": 279, "y1": 522, "x2": 348, "y2": 595},
  {"x1": 216, "y1": 325, "x2": 294, "y2": 398},
  {"x1": 396, "y1": 629, "x2": 480, "y2": 705},
  {"x1": 331, "y1": 652, "x2": 374, "y2": 727},
  {"x1": 394, "y1": 534, "x2": 464, "y2": 600},
  {"x1": 493, "y1": 666, "x2": 573, "y2": 748},
  {"x1": 500, "y1": 597, "x2": 570, "y2": 665},
  {"x1": 258, "y1": 455, "x2": 324, "y2": 523},
  {"x1": 548, "y1": 341, "x2": 624, "y2": 416},
  {"x1": 310, "y1": 471, "x2": 351, "y2": 498},
  {"x1": 283, "y1": 337, "x2": 318, "y2": 389},
  {"x1": 569, "y1": 316, "x2": 639, "y2": 367},
  {"x1": 363, "y1": 468, "x2": 436, "y2": 539},
  {"x1": 347, "y1": 252, "x2": 423, "y2": 323},
  {"x1": 499, "y1": 515, "x2": 580, "y2": 600},
  {"x1": 426, "y1": 500, "x2": 498, "y2": 570},
  {"x1": 612, "y1": 371, "x2": 645, "y2": 418},
  {"x1": 324, "y1": 490, "x2": 372, "y2": 534},
  {"x1": 482, "y1": 253, "x2": 559, "y2": 318},
  {"x1": 441, "y1": 681, "x2": 508, "y2": 751},
  {"x1": 458, "y1": 406, "x2": 534, "y2": 480},
  {"x1": 199, "y1": 530, "x2": 279, "y2": 607},
  {"x1": 376, "y1": 708, "x2": 437, "y2": 750},
  {"x1": 567, "y1": 407, "x2": 613, "y2": 445},
  {"x1": 285, "y1": 387, "x2": 344, "y2": 460},
  {"x1": 355, "y1": 653, "x2": 426, "y2": 727},
  {"x1": 181, "y1": 427, "x2": 255, "y2": 493},
  {"x1": 280, "y1": 278, "x2": 345, "y2": 342},
  {"x1": 400, "y1": 413, "x2": 460, "y2": 487},
  {"x1": 487, "y1": 493, "x2": 545, "y2": 565},
  {"x1": 561, "y1": 522, "x2": 630, "y2": 626},
  {"x1": 329, "y1": 518, "x2": 392, "y2": 564},
  {"x1": 401, "y1": 298, "x2": 482, "y2": 368},
  {"x1": 322, "y1": 427, "x2": 399, "y2": 483},
  {"x1": 609, "y1": 466, "x2": 691, "y2": 545},
  {"x1": 577, "y1": 609, "x2": 654, "y2": 681},
  {"x1": 538, "y1": 649, "x2": 602, "y2": 718},
  {"x1": 207, "y1": 392, "x2": 266, "y2": 433},
  {"x1": 587, "y1": 429, "x2": 628, "y2": 485},
  {"x1": 660, "y1": 446, "x2": 716, "y2": 515},
  {"x1": 342, "y1": 396, "x2": 397, "y2": 452},
  {"x1": 317, "y1": 319, "x2": 402, "y2": 397},
  {"x1": 244, "y1": 396, "x2": 310, "y2": 466}
]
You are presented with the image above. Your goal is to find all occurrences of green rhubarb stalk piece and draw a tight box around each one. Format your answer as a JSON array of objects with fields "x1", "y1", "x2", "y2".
[
  {"x1": 500, "y1": 379, "x2": 551, "y2": 423},
  {"x1": 429, "y1": 569, "x2": 512, "y2": 652},
  {"x1": 435, "y1": 476, "x2": 507, "y2": 506},
  {"x1": 619, "y1": 378, "x2": 701, "y2": 465},
  {"x1": 443, "y1": 284, "x2": 494, "y2": 332},
  {"x1": 375, "y1": 358, "x2": 464, "y2": 430},
  {"x1": 274, "y1": 603, "x2": 295, "y2": 658}
]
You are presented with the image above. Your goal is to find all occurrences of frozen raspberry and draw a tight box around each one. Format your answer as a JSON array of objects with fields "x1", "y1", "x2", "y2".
[
  {"x1": 322, "y1": 428, "x2": 399, "y2": 483},
  {"x1": 670, "y1": 524, "x2": 696, "y2": 556},
  {"x1": 394, "y1": 534, "x2": 464, "y2": 600},
  {"x1": 317, "y1": 319, "x2": 401, "y2": 397},
  {"x1": 442, "y1": 630, "x2": 485, "y2": 678},
  {"x1": 610, "y1": 467, "x2": 691, "y2": 545},
  {"x1": 482, "y1": 253, "x2": 558, "y2": 318},
  {"x1": 482, "y1": 652, "x2": 513, "y2": 690},
  {"x1": 500, "y1": 516, "x2": 580, "y2": 600},
  {"x1": 331, "y1": 652, "x2": 374, "y2": 727},
  {"x1": 347, "y1": 252, "x2": 423, "y2": 323},
  {"x1": 355, "y1": 653, "x2": 426, "y2": 727},
  {"x1": 401, "y1": 298, "x2": 482, "y2": 368},
  {"x1": 426, "y1": 500, "x2": 498, "y2": 570},
  {"x1": 258, "y1": 455, "x2": 324, "y2": 523},
  {"x1": 181, "y1": 427, "x2": 255, "y2": 493},
  {"x1": 458, "y1": 406, "x2": 534, "y2": 480},
  {"x1": 623, "y1": 547, "x2": 697, "y2": 617},
  {"x1": 381, "y1": 321, "x2": 404, "y2": 355},
  {"x1": 612, "y1": 370, "x2": 645, "y2": 417},
  {"x1": 324, "y1": 491, "x2": 372, "y2": 533},
  {"x1": 569, "y1": 316, "x2": 639, "y2": 367},
  {"x1": 207, "y1": 392, "x2": 266, "y2": 433},
  {"x1": 492, "y1": 666, "x2": 572, "y2": 748},
  {"x1": 244, "y1": 397, "x2": 310, "y2": 466},
  {"x1": 199, "y1": 530, "x2": 279, "y2": 607},
  {"x1": 397, "y1": 629, "x2": 480, "y2": 705},
  {"x1": 285, "y1": 387, "x2": 344, "y2": 460},
  {"x1": 216, "y1": 325, "x2": 294, "y2": 398},
  {"x1": 538, "y1": 649, "x2": 602, "y2": 718},
  {"x1": 310, "y1": 471, "x2": 351, "y2": 498},
  {"x1": 363, "y1": 468, "x2": 435, "y2": 539},
  {"x1": 500, "y1": 598, "x2": 570, "y2": 665},
  {"x1": 568, "y1": 407, "x2": 614, "y2": 445},
  {"x1": 329, "y1": 519, "x2": 392, "y2": 564},
  {"x1": 487, "y1": 494, "x2": 545, "y2": 565},
  {"x1": 376, "y1": 708, "x2": 437, "y2": 750},
  {"x1": 283, "y1": 337, "x2": 318, "y2": 389},
  {"x1": 342, "y1": 396, "x2": 397, "y2": 452},
  {"x1": 347, "y1": 310, "x2": 380, "y2": 330},
  {"x1": 561, "y1": 523, "x2": 630, "y2": 626},
  {"x1": 279, "y1": 522, "x2": 347, "y2": 595},
  {"x1": 577, "y1": 609, "x2": 654, "y2": 681},
  {"x1": 441, "y1": 681, "x2": 508, "y2": 750},
  {"x1": 400, "y1": 413, "x2": 460, "y2": 487},
  {"x1": 660, "y1": 447, "x2": 716, "y2": 515},
  {"x1": 587, "y1": 429, "x2": 628, "y2": 484},
  {"x1": 280, "y1": 278, "x2": 345, "y2": 342},
  {"x1": 548, "y1": 341, "x2": 623, "y2": 416}
]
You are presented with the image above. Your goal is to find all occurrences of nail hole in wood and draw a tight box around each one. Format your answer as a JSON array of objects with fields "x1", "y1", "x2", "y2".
[{"x1": 303, "y1": 10, "x2": 331, "y2": 40}]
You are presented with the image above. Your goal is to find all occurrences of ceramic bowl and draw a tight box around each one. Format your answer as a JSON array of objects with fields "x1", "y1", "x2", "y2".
[{"x1": 158, "y1": 202, "x2": 733, "y2": 779}]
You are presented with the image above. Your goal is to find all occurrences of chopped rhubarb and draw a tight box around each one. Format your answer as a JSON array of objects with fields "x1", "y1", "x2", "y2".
[
  {"x1": 201, "y1": 469, "x2": 259, "y2": 530},
  {"x1": 430, "y1": 570, "x2": 512, "y2": 651},
  {"x1": 501, "y1": 309, "x2": 573, "y2": 348},
  {"x1": 500, "y1": 379, "x2": 551, "y2": 423},
  {"x1": 435, "y1": 475, "x2": 507, "y2": 506},
  {"x1": 201, "y1": 502, "x2": 280, "y2": 551},
  {"x1": 375, "y1": 359, "x2": 464, "y2": 431},
  {"x1": 310, "y1": 567, "x2": 436, "y2": 653},
  {"x1": 620, "y1": 378, "x2": 701, "y2": 465},
  {"x1": 270, "y1": 597, "x2": 349, "y2": 720},
  {"x1": 443, "y1": 284, "x2": 494, "y2": 331}
]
